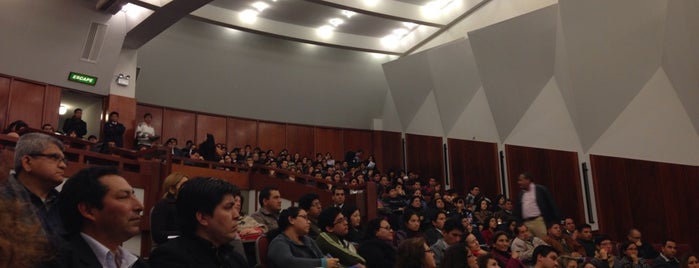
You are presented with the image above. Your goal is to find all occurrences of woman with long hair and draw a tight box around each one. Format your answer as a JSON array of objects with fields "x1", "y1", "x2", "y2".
[
  {"x1": 680, "y1": 253, "x2": 699, "y2": 268},
  {"x1": 394, "y1": 237, "x2": 437, "y2": 268},
  {"x1": 150, "y1": 172, "x2": 189, "y2": 245},
  {"x1": 358, "y1": 218, "x2": 397, "y2": 268},
  {"x1": 267, "y1": 207, "x2": 340, "y2": 268},
  {"x1": 395, "y1": 210, "x2": 423, "y2": 246},
  {"x1": 490, "y1": 231, "x2": 525, "y2": 268},
  {"x1": 341, "y1": 205, "x2": 364, "y2": 245}
]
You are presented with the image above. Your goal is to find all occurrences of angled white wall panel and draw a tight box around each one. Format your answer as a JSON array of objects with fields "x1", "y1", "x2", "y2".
[
  {"x1": 383, "y1": 52, "x2": 435, "y2": 130},
  {"x1": 406, "y1": 91, "x2": 445, "y2": 137},
  {"x1": 447, "y1": 87, "x2": 500, "y2": 143}
]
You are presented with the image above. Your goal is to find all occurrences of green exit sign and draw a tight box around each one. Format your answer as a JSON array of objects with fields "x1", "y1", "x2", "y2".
[{"x1": 68, "y1": 72, "x2": 97, "y2": 86}]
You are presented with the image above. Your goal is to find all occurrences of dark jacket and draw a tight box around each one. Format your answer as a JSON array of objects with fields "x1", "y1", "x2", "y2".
[
  {"x1": 104, "y1": 121, "x2": 126, "y2": 147},
  {"x1": 149, "y1": 235, "x2": 248, "y2": 268},
  {"x1": 62, "y1": 117, "x2": 87, "y2": 138},
  {"x1": 150, "y1": 194, "x2": 179, "y2": 245},
  {"x1": 515, "y1": 184, "x2": 561, "y2": 226},
  {"x1": 358, "y1": 239, "x2": 396, "y2": 268},
  {"x1": 46, "y1": 235, "x2": 150, "y2": 268}
]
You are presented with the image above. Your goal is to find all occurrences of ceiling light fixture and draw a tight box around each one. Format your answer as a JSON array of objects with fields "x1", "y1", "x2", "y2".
[
  {"x1": 328, "y1": 18, "x2": 344, "y2": 27},
  {"x1": 252, "y1": 1, "x2": 270, "y2": 12},
  {"x1": 363, "y1": 0, "x2": 379, "y2": 7},
  {"x1": 381, "y1": 35, "x2": 399, "y2": 49},
  {"x1": 341, "y1": 10, "x2": 356, "y2": 18},
  {"x1": 316, "y1": 25, "x2": 335, "y2": 39},
  {"x1": 239, "y1": 9, "x2": 259, "y2": 24},
  {"x1": 392, "y1": 28, "x2": 409, "y2": 36},
  {"x1": 402, "y1": 22, "x2": 417, "y2": 29}
]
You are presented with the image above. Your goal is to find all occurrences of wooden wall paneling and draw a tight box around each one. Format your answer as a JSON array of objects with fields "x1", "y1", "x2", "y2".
[
  {"x1": 0, "y1": 76, "x2": 10, "y2": 129},
  {"x1": 195, "y1": 114, "x2": 227, "y2": 146},
  {"x1": 161, "y1": 109, "x2": 196, "y2": 148},
  {"x1": 657, "y1": 163, "x2": 688, "y2": 243},
  {"x1": 8, "y1": 79, "x2": 45, "y2": 128},
  {"x1": 314, "y1": 127, "x2": 343, "y2": 164},
  {"x1": 405, "y1": 134, "x2": 444, "y2": 183},
  {"x1": 105, "y1": 94, "x2": 137, "y2": 149},
  {"x1": 257, "y1": 121, "x2": 286, "y2": 152},
  {"x1": 372, "y1": 131, "x2": 404, "y2": 175},
  {"x1": 343, "y1": 129, "x2": 373, "y2": 161},
  {"x1": 590, "y1": 155, "x2": 633, "y2": 241},
  {"x1": 226, "y1": 117, "x2": 257, "y2": 149},
  {"x1": 688, "y1": 166, "x2": 699, "y2": 250},
  {"x1": 285, "y1": 124, "x2": 314, "y2": 158},
  {"x1": 624, "y1": 159, "x2": 665, "y2": 243},
  {"x1": 546, "y1": 150, "x2": 584, "y2": 223},
  {"x1": 42, "y1": 85, "x2": 62, "y2": 128},
  {"x1": 448, "y1": 139, "x2": 500, "y2": 196},
  {"x1": 135, "y1": 105, "x2": 164, "y2": 143}
]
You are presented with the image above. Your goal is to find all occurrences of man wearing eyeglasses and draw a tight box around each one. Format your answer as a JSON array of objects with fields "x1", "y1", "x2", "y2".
[
  {"x1": 0, "y1": 132, "x2": 67, "y2": 249},
  {"x1": 316, "y1": 207, "x2": 366, "y2": 268}
]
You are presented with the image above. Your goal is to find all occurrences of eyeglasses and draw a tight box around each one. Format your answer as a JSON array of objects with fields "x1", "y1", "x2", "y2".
[
  {"x1": 29, "y1": 153, "x2": 67, "y2": 164},
  {"x1": 296, "y1": 214, "x2": 309, "y2": 220},
  {"x1": 333, "y1": 217, "x2": 348, "y2": 225}
]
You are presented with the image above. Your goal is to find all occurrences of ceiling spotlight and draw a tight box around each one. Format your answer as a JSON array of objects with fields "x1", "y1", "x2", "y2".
[
  {"x1": 239, "y1": 9, "x2": 259, "y2": 24},
  {"x1": 392, "y1": 28, "x2": 409, "y2": 36},
  {"x1": 421, "y1": 1, "x2": 442, "y2": 18},
  {"x1": 59, "y1": 105, "x2": 68, "y2": 115},
  {"x1": 120, "y1": 3, "x2": 135, "y2": 13},
  {"x1": 363, "y1": 0, "x2": 379, "y2": 7},
  {"x1": 381, "y1": 34, "x2": 400, "y2": 49},
  {"x1": 341, "y1": 10, "x2": 356, "y2": 18},
  {"x1": 328, "y1": 18, "x2": 344, "y2": 27},
  {"x1": 316, "y1": 25, "x2": 335, "y2": 39},
  {"x1": 252, "y1": 1, "x2": 270, "y2": 12}
]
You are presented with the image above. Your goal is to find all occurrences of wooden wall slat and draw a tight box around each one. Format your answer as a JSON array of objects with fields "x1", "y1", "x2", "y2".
[
  {"x1": 505, "y1": 145, "x2": 584, "y2": 224},
  {"x1": 257, "y1": 121, "x2": 286, "y2": 152},
  {"x1": 314, "y1": 127, "x2": 343, "y2": 165},
  {"x1": 8, "y1": 79, "x2": 45, "y2": 128},
  {"x1": 373, "y1": 131, "x2": 403, "y2": 175},
  {"x1": 0, "y1": 76, "x2": 11, "y2": 129},
  {"x1": 196, "y1": 114, "x2": 227, "y2": 146},
  {"x1": 448, "y1": 139, "x2": 500, "y2": 196},
  {"x1": 161, "y1": 109, "x2": 196, "y2": 148},
  {"x1": 343, "y1": 129, "x2": 373, "y2": 162},
  {"x1": 135, "y1": 105, "x2": 164, "y2": 143},
  {"x1": 590, "y1": 155, "x2": 633, "y2": 240},
  {"x1": 226, "y1": 117, "x2": 257, "y2": 149},
  {"x1": 42, "y1": 86, "x2": 62, "y2": 128},
  {"x1": 405, "y1": 134, "x2": 444, "y2": 182},
  {"x1": 286, "y1": 124, "x2": 314, "y2": 159}
]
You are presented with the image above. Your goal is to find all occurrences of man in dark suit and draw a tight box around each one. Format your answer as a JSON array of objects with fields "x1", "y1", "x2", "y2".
[
  {"x1": 50, "y1": 166, "x2": 149, "y2": 268},
  {"x1": 104, "y1": 111, "x2": 126, "y2": 148},
  {"x1": 514, "y1": 172, "x2": 561, "y2": 238},
  {"x1": 62, "y1": 108, "x2": 87, "y2": 138},
  {"x1": 653, "y1": 239, "x2": 679, "y2": 268}
]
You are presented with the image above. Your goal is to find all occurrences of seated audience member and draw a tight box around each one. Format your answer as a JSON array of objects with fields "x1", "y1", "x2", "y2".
[
  {"x1": 542, "y1": 223, "x2": 585, "y2": 257},
  {"x1": 468, "y1": 233, "x2": 489, "y2": 257},
  {"x1": 423, "y1": 210, "x2": 447, "y2": 246},
  {"x1": 62, "y1": 108, "x2": 87, "y2": 138},
  {"x1": 560, "y1": 256, "x2": 581, "y2": 268},
  {"x1": 478, "y1": 253, "x2": 502, "y2": 268},
  {"x1": 680, "y1": 253, "x2": 698, "y2": 268},
  {"x1": 149, "y1": 177, "x2": 248, "y2": 268},
  {"x1": 42, "y1": 123, "x2": 55, "y2": 133},
  {"x1": 341, "y1": 205, "x2": 364, "y2": 245},
  {"x1": 395, "y1": 210, "x2": 423, "y2": 246},
  {"x1": 494, "y1": 199, "x2": 517, "y2": 224},
  {"x1": 316, "y1": 207, "x2": 366, "y2": 268},
  {"x1": 298, "y1": 193, "x2": 323, "y2": 239},
  {"x1": 0, "y1": 199, "x2": 51, "y2": 267},
  {"x1": 627, "y1": 228, "x2": 659, "y2": 259},
  {"x1": 441, "y1": 240, "x2": 480, "y2": 268},
  {"x1": 431, "y1": 218, "x2": 464, "y2": 267},
  {"x1": 1, "y1": 133, "x2": 66, "y2": 249},
  {"x1": 87, "y1": 135, "x2": 98, "y2": 143},
  {"x1": 2, "y1": 120, "x2": 28, "y2": 137},
  {"x1": 615, "y1": 241, "x2": 652, "y2": 268},
  {"x1": 465, "y1": 186, "x2": 481, "y2": 210},
  {"x1": 331, "y1": 186, "x2": 347, "y2": 208},
  {"x1": 481, "y1": 216, "x2": 498, "y2": 246},
  {"x1": 358, "y1": 218, "x2": 397, "y2": 268},
  {"x1": 577, "y1": 224, "x2": 596, "y2": 257},
  {"x1": 653, "y1": 239, "x2": 679, "y2": 268},
  {"x1": 491, "y1": 231, "x2": 525, "y2": 268},
  {"x1": 51, "y1": 166, "x2": 148, "y2": 268},
  {"x1": 382, "y1": 184, "x2": 407, "y2": 212},
  {"x1": 591, "y1": 235, "x2": 617, "y2": 268},
  {"x1": 164, "y1": 138, "x2": 182, "y2": 156},
  {"x1": 533, "y1": 245, "x2": 561, "y2": 268},
  {"x1": 151, "y1": 172, "x2": 189, "y2": 245},
  {"x1": 395, "y1": 237, "x2": 437, "y2": 268},
  {"x1": 230, "y1": 192, "x2": 265, "y2": 240},
  {"x1": 563, "y1": 218, "x2": 577, "y2": 238},
  {"x1": 511, "y1": 223, "x2": 548, "y2": 265},
  {"x1": 451, "y1": 197, "x2": 473, "y2": 221},
  {"x1": 250, "y1": 187, "x2": 282, "y2": 232},
  {"x1": 267, "y1": 207, "x2": 340, "y2": 268},
  {"x1": 405, "y1": 195, "x2": 427, "y2": 222},
  {"x1": 474, "y1": 199, "x2": 494, "y2": 226}
]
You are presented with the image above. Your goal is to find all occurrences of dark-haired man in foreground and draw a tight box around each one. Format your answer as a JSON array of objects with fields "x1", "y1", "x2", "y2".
[
  {"x1": 50, "y1": 166, "x2": 148, "y2": 268},
  {"x1": 149, "y1": 177, "x2": 247, "y2": 268}
]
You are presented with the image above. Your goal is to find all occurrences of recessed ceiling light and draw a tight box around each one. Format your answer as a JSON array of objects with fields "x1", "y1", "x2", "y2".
[
  {"x1": 421, "y1": 1, "x2": 442, "y2": 18},
  {"x1": 316, "y1": 25, "x2": 335, "y2": 39},
  {"x1": 252, "y1": 1, "x2": 270, "y2": 12},
  {"x1": 402, "y1": 22, "x2": 417, "y2": 29},
  {"x1": 392, "y1": 28, "x2": 409, "y2": 36},
  {"x1": 381, "y1": 35, "x2": 399, "y2": 49},
  {"x1": 120, "y1": 3, "x2": 135, "y2": 13},
  {"x1": 328, "y1": 18, "x2": 344, "y2": 27},
  {"x1": 341, "y1": 10, "x2": 356, "y2": 18},
  {"x1": 239, "y1": 9, "x2": 259, "y2": 24},
  {"x1": 363, "y1": 0, "x2": 379, "y2": 7}
]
